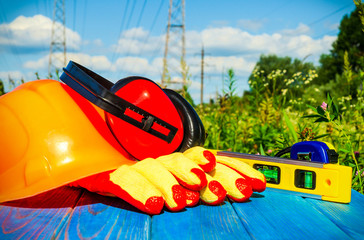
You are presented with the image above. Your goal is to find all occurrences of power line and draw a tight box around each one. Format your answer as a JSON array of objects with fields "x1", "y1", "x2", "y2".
[
  {"x1": 111, "y1": 0, "x2": 131, "y2": 64},
  {"x1": 262, "y1": 3, "x2": 354, "y2": 62},
  {"x1": 131, "y1": 0, "x2": 166, "y2": 75},
  {"x1": 308, "y1": 3, "x2": 353, "y2": 27},
  {"x1": 139, "y1": 0, "x2": 166, "y2": 77},
  {"x1": 35, "y1": 0, "x2": 50, "y2": 55},
  {"x1": 124, "y1": 0, "x2": 138, "y2": 31},
  {"x1": 314, "y1": 29, "x2": 338, "y2": 39},
  {"x1": 72, "y1": 0, "x2": 77, "y2": 52},
  {"x1": 122, "y1": 0, "x2": 148, "y2": 59},
  {"x1": 260, "y1": 0, "x2": 293, "y2": 19},
  {"x1": 79, "y1": 0, "x2": 88, "y2": 53},
  {"x1": 111, "y1": 0, "x2": 140, "y2": 79}
]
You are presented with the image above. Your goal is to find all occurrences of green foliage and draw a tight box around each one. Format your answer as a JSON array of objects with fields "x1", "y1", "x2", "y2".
[
  {"x1": 303, "y1": 93, "x2": 339, "y2": 123},
  {"x1": 0, "y1": 79, "x2": 5, "y2": 96},
  {"x1": 196, "y1": 64, "x2": 364, "y2": 193},
  {"x1": 177, "y1": 84, "x2": 195, "y2": 106},
  {"x1": 223, "y1": 69, "x2": 237, "y2": 98},
  {"x1": 302, "y1": 93, "x2": 363, "y2": 193},
  {"x1": 0, "y1": 76, "x2": 25, "y2": 95},
  {"x1": 248, "y1": 54, "x2": 318, "y2": 108},
  {"x1": 354, "y1": 0, "x2": 364, "y2": 32},
  {"x1": 283, "y1": 111, "x2": 298, "y2": 143},
  {"x1": 317, "y1": 5, "x2": 364, "y2": 90}
]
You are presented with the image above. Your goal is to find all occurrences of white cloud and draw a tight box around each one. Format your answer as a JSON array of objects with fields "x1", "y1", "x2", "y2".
[
  {"x1": 113, "y1": 27, "x2": 164, "y2": 56},
  {"x1": 111, "y1": 24, "x2": 335, "y2": 77},
  {"x1": 5, "y1": 20, "x2": 337, "y2": 103},
  {"x1": 280, "y1": 23, "x2": 311, "y2": 36},
  {"x1": 113, "y1": 56, "x2": 162, "y2": 77},
  {"x1": 93, "y1": 39, "x2": 104, "y2": 47},
  {"x1": 186, "y1": 55, "x2": 255, "y2": 77},
  {"x1": 23, "y1": 57, "x2": 47, "y2": 70},
  {"x1": 0, "y1": 71, "x2": 25, "y2": 80},
  {"x1": 69, "y1": 54, "x2": 112, "y2": 71},
  {"x1": 237, "y1": 19, "x2": 266, "y2": 31},
  {"x1": 121, "y1": 27, "x2": 149, "y2": 39},
  {"x1": 23, "y1": 53, "x2": 113, "y2": 72},
  {"x1": 205, "y1": 56, "x2": 256, "y2": 76},
  {"x1": 196, "y1": 26, "x2": 335, "y2": 62},
  {"x1": 209, "y1": 20, "x2": 230, "y2": 28},
  {"x1": 0, "y1": 15, "x2": 81, "y2": 53}
]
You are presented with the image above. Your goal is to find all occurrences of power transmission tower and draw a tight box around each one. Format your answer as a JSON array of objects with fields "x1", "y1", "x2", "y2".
[
  {"x1": 48, "y1": 0, "x2": 66, "y2": 77},
  {"x1": 162, "y1": 0, "x2": 186, "y2": 88}
]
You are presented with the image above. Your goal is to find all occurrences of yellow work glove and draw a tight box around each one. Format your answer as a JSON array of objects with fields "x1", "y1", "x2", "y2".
[{"x1": 69, "y1": 147, "x2": 266, "y2": 215}]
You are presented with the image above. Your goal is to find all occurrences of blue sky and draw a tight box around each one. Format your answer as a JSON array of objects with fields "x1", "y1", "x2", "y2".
[{"x1": 0, "y1": 0, "x2": 356, "y2": 103}]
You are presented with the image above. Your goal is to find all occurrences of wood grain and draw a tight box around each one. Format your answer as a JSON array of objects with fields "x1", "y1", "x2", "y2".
[
  {"x1": 152, "y1": 201, "x2": 251, "y2": 240},
  {"x1": 56, "y1": 190, "x2": 151, "y2": 240},
  {"x1": 232, "y1": 189, "x2": 352, "y2": 240},
  {"x1": 306, "y1": 189, "x2": 364, "y2": 239},
  {"x1": 0, "y1": 186, "x2": 83, "y2": 240},
  {"x1": 1, "y1": 186, "x2": 364, "y2": 240}
]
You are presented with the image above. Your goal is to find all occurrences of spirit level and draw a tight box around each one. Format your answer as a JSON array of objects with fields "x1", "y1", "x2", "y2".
[{"x1": 217, "y1": 142, "x2": 352, "y2": 203}]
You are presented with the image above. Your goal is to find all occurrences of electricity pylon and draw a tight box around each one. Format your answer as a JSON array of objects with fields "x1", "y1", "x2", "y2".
[
  {"x1": 161, "y1": 0, "x2": 186, "y2": 88},
  {"x1": 48, "y1": 0, "x2": 66, "y2": 77}
]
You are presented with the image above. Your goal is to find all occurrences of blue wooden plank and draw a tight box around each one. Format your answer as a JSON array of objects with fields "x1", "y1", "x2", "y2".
[
  {"x1": 152, "y1": 201, "x2": 252, "y2": 240},
  {"x1": 0, "y1": 186, "x2": 83, "y2": 240},
  {"x1": 231, "y1": 188, "x2": 352, "y2": 240},
  {"x1": 2, "y1": 186, "x2": 363, "y2": 240},
  {"x1": 56, "y1": 190, "x2": 151, "y2": 240},
  {"x1": 306, "y1": 189, "x2": 364, "y2": 239}
]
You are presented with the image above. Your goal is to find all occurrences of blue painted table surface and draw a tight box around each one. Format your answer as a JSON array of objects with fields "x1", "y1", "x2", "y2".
[{"x1": 1, "y1": 187, "x2": 364, "y2": 240}]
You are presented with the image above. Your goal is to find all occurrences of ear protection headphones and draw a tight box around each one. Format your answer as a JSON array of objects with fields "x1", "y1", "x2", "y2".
[{"x1": 60, "y1": 61, "x2": 205, "y2": 160}]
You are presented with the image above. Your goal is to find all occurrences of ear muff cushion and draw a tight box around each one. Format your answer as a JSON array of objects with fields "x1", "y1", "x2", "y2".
[{"x1": 164, "y1": 89, "x2": 205, "y2": 152}]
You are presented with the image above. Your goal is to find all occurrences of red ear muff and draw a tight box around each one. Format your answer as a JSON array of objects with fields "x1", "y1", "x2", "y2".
[
  {"x1": 60, "y1": 61, "x2": 184, "y2": 160},
  {"x1": 164, "y1": 89, "x2": 205, "y2": 152},
  {"x1": 107, "y1": 77, "x2": 184, "y2": 160}
]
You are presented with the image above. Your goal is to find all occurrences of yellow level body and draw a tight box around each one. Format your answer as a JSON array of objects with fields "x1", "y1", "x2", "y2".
[{"x1": 216, "y1": 151, "x2": 352, "y2": 203}]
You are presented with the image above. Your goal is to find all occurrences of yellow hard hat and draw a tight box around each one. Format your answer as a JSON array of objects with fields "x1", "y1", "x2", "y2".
[
  {"x1": 0, "y1": 80, "x2": 134, "y2": 202},
  {"x1": 0, "y1": 61, "x2": 206, "y2": 203}
]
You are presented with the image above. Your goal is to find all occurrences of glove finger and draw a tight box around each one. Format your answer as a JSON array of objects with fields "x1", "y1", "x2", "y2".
[
  {"x1": 216, "y1": 155, "x2": 266, "y2": 192},
  {"x1": 184, "y1": 188, "x2": 200, "y2": 207},
  {"x1": 69, "y1": 165, "x2": 164, "y2": 215},
  {"x1": 209, "y1": 163, "x2": 252, "y2": 202},
  {"x1": 200, "y1": 174, "x2": 227, "y2": 205},
  {"x1": 157, "y1": 152, "x2": 207, "y2": 191},
  {"x1": 183, "y1": 146, "x2": 216, "y2": 173},
  {"x1": 68, "y1": 171, "x2": 115, "y2": 197},
  {"x1": 132, "y1": 158, "x2": 187, "y2": 212}
]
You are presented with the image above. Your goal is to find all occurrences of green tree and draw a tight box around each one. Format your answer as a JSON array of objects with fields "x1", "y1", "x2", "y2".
[
  {"x1": 317, "y1": 6, "x2": 364, "y2": 86},
  {"x1": 247, "y1": 54, "x2": 316, "y2": 107},
  {"x1": 248, "y1": 54, "x2": 316, "y2": 92}
]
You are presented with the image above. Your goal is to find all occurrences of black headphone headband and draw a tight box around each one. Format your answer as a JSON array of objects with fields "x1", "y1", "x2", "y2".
[{"x1": 60, "y1": 61, "x2": 178, "y2": 143}]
